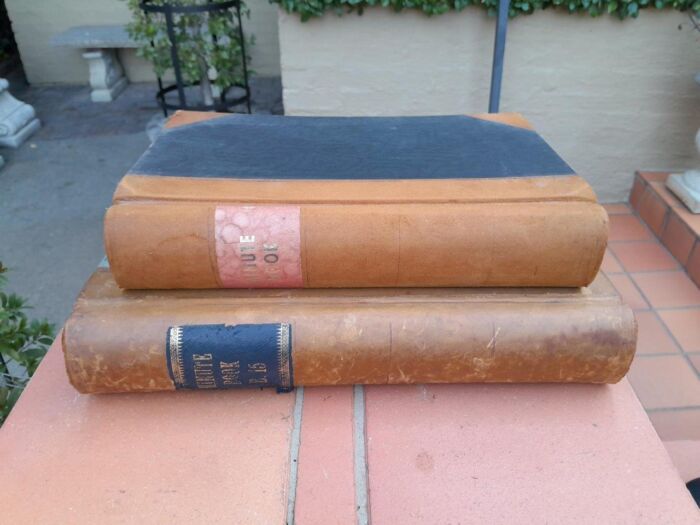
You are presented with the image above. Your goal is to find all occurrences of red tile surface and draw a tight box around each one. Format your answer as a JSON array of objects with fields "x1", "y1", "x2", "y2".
[
  {"x1": 608, "y1": 273, "x2": 649, "y2": 310},
  {"x1": 634, "y1": 311, "x2": 679, "y2": 355},
  {"x1": 603, "y1": 203, "x2": 631, "y2": 215},
  {"x1": 658, "y1": 309, "x2": 700, "y2": 353},
  {"x1": 0, "y1": 339, "x2": 296, "y2": 524},
  {"x1": 690, "y1": 354, "x2": 700, "y2": 375},
  {"x1": 364, "y1": 382, "x2": 698, "y2": 524},
  {"x1": 632, "y1": 271, "x2": 700, "y2": 308},
  {"x1": 601, "y1": 249, "x2": 624, "y2": 274},
  {"x1": 627, "y1": 355, "x2": 700, "y2": 409},
  {"x1": 661, "y1": 214, "x2": 695, "y2": 265},
  {"x1": 687, "y1": 244, "x2": 700, "y2": 287},
  {"x1": 650, "y1": 409, "x2": 700, "y2": 441},
  {"x1": 663, "y1": 440, "x2": 700, "y2": 484},
  {"x1": 639, "y1": 171, "x2": 670, "y2": 183},
  {"x1": 650, "y1": 181, "x2": 683, "y2": 209},
  {"x1": 629, "y1": 177, "x2": 646, "y2": 211},
  {"x1": 609, "y1": 241, "x2": 678, "y2": 273},
  {"x1": 608, "y1": 214, "x2": 652, "y2": 241},
  {"x1": 295, "y1": 387, "x2": 355, "y2": 525},
  {"x1": 637, "y1": 188, "x2": 669, "y2": 237},
  {"x1": 675, "y1": 205, "x2": 700, "y2": 236}
]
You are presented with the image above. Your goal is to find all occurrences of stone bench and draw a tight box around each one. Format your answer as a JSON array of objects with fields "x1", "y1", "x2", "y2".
[{"x1": 51, "y1": 25, "x2": 138, "y2": 102}]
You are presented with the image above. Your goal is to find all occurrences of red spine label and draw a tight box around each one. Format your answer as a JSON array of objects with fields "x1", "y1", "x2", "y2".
[{"x1": 215, "y1": 206, "x2": 303, "y2": 288}]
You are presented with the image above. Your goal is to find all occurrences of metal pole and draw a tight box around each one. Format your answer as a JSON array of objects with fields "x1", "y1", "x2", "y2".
[
  {"x1": 488, "y1": 0, "x2": 510, "y2": 113},
  {"x1": 236, "y1": 3, "x2": 252, "y2": 114},
  {"x1": 164, "y1": 5, "x2": 188, "y2": 108}
]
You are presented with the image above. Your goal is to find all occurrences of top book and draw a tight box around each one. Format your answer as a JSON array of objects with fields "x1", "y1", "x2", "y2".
[{"x1": 106, "y1": 111, "x2": 607, "y2": 290}]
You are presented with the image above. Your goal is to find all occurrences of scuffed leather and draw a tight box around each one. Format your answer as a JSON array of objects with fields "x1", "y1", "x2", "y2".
[
  {"x1": 105, "y1": 110, "x2": 608, "y2": 290},
  {"x1": 63, "y1": 270, "x2": 637, "y2": 394}
]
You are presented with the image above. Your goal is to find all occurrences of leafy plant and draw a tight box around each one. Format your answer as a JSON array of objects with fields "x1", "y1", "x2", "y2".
[
  {"x1": 124, "y1": 0, "x2": 253, "y2": 105},
  {"x1": 0, "y1": 262, "x2": 54, "y2": 426},
  {"x1": 273, "y1": 0, "x2": 700, "y2": 22}
]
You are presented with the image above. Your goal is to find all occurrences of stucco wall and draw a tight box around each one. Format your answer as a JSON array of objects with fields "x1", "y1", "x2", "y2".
[
  {"x1": 6, "y1": 0, "x2": 281, "y2": 83},
  {"x1": 279, "y1": 8, "x2": 700, "y2": 202}
]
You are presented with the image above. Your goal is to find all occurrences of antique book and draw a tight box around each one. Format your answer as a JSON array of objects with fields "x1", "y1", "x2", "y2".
[
  {"x1": 63, "y1": 269, "x2": 636, "y2": 394},
  {"x1": 105, "y1": 111, "x2": 608, "y2": 289}
]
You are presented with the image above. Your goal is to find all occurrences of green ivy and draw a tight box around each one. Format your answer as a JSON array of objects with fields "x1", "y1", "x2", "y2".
[
  {"x1": 124, "y1": 0, "x2": 253, "y2": 93},
  {"x1": 0, "y1": 262, "x2": 54, "y2": 426},
  {"x1": 273, "y1": 0, "x2": 700, "y2": 22}
]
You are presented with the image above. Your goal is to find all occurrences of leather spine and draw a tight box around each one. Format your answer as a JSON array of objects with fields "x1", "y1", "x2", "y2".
[
  {"x1": 105, "y1": 198, "x2": 608, "y2": 289},
  {"x1": 63, "y1": 270, "x2": 637, "y2": 394}
]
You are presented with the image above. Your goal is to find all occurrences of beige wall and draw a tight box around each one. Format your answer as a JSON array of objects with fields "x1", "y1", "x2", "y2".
[
  {"x1": 279, "y1": 8, "x2": 700, "y2": 202},
  {"x1": 6, "y1": 0, "x2": 281, "y2": 84}
]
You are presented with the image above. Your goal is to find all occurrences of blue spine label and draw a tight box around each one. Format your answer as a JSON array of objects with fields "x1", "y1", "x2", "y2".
[{"x1": 166, "y1": 323, "x2": 293, "y2": 392}]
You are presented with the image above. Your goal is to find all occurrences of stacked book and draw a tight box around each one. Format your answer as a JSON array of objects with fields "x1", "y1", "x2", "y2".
[{"x1": 63, "y1": 111, "x2": 637, "y2": 394}]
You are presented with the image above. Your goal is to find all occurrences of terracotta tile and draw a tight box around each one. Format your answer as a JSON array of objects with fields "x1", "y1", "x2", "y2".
[
  {"x1": 601, "y1": 249, "x2": 624, "y2": 274},
  {"x1": 687, "y1": 243, "x2": 700, "y2": 287},
  {"x1": 0, "y1": 338, "x2": 296, "y2": 524},
  {"x1": 637, "y1": 188, "x2": 669, "y2": 238},
  {"x1": 627, "y1": 355, "x2": 700, "y2": 409},
  {"x1": 632, "y1": 271, "x2": 700, "y2": 308},
  {"x1": 689, "y1": 354, "x2": 700, "y2": 375},
  {"x1": 629, "y1": 176, "x2": 646, "y2": 212},
  {"x1": 649, "y1": 410, "x2": 700, "y2": 441},
  {"x1": 675, "y1": 205, "x2": 700, "y2": 236},
  {"x1": 638, "y1": 171, "x2": 670, "y2": 183},
  {"x1": 663, "y1": 440, "x2": 700, "y2": 484},
  {"x1": 634, "y1": 311, "x2": 679, "y2": 355},
  {"x1": 608, "y1": 273, "x2": 649, "y2": 310},
  {"x1": 661, "y1": 213, "x2": 695, "y2": 266},
  {"x1": 295, "y1": 387, "x2": 355, "y2": 525},
  {"x1": 364, "y1": 382, "x2": 698, "y2": 523},
  {"x1": 658, "y1": 309, "x2": 700, "y2": 353},
  {"x1": 650, "y1": 181, "x2": 683, "y2": 209},
  {"x1": 603, "y1": 203, "x2": 631, "y2": 215},
  {"x1": 609, "y1": 241, "x2": 678, "y2": 273},
  {"x1": 608, "y1": 214, "x2": 652, "y2": 242}
]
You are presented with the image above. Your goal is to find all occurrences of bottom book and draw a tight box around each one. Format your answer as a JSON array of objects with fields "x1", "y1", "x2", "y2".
[{"x1": 63, "y1": 269, "x2": 637, "y2": 394}]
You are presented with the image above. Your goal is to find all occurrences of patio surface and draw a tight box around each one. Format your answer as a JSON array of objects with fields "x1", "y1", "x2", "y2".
[{"x1": 603, "y1": 201, "x2": 700, "y2": 452}]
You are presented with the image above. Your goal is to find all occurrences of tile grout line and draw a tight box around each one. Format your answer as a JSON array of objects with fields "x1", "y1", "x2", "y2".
[
  {"x1": 622, "y1": 264, "x2": 700, "y2": 382},
  {"x1": 353, "y1": 385, "x2": 370, "y2": 525},
  {"x1": 646, "y1": 405, "x2": 700, "y2": 413},
  {"x1": 286, "y1": 386, "x2": 304, "y2": 525}
]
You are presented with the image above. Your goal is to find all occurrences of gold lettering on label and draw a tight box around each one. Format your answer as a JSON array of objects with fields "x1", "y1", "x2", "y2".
[
  {"x1": 239, "y1": 235, "x2": 256, "y2": 243},
  {"x1": 220, "y1": 360, "x2": 242, "y2": 386},
  {"x1": 248, "y1": 363, "x2": 267, "y2": 373},
  {"x1": 193, "y1": 353, "x2": 216, "y2": 389},
  {"x1": 248, "y1": 362, "x2": 268, "y2": 385}
]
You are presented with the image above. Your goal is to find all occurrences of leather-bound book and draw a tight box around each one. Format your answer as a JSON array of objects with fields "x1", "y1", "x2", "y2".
[
  {"x1": 105, "y1": 111, "x2": 608, "y2": 289},
  {"x1": 63, "y1": 269, "x2": 636, "y2": 394}
]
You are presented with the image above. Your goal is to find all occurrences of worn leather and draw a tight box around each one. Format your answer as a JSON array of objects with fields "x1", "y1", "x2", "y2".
[
  {"x1": 106, "y1": 110, "x2": 607, "y2": 289},
  {"x1": 63, "y1": 269, "x2": 637, "y2": 393}
]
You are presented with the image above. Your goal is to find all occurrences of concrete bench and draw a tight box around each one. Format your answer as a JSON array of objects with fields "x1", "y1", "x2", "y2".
[
  {"x1": 1, "y1": 335, "x2": 698, "y2": 523},
  {"x1": 51, "y1": 25, "x2": 138, "y2": 102}
]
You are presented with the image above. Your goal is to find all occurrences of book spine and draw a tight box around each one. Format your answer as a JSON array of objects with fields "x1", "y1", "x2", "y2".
[
  {"x1": 63, "y1": 300, "x2": 636, "y2": 394},
  {"x1": 105, "y1": 200, "x2": 608, "y2": 289}
]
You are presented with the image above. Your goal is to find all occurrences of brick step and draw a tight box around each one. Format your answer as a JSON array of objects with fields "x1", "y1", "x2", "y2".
[{"x1": 629, "y1": 171, "x2": 700, "y2": 286}]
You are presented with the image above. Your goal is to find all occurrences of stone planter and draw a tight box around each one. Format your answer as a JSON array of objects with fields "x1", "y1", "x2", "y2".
[{"x1": 278, "y1": 8, "x2": 700, "y2": 202}]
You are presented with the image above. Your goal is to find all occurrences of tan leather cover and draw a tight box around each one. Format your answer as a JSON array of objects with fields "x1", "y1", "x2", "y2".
[
  {"x1": 105, "y1": 111, "x2": 608, "y2": 289},
  {"x1": 63, "y1": 269, "x2": 637, "y2": 393}
]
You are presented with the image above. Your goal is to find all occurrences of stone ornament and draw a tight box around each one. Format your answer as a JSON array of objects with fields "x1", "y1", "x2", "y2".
[
  {"x1": 666, "y1": 74, "x2": 700, "y2": 214},
  {"x1": 0, "y1": 78, "x2": 41, "y2": 149},
  {"x1": 82, "y1": 49, "x2": 128, "y2": 103}
]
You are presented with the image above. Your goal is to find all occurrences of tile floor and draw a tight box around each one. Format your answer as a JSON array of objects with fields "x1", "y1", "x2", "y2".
[{"x1": 603, "y1": 203, "x2": 700, "y2": 442}]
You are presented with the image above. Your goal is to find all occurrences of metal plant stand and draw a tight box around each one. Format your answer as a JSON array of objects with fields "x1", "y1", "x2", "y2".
[
  {"x1": 488, "y1": 0, "x2": 510, "y2": 113},
  {"x1": 139, "y1": 0, "x2": 251, "y2": 116}
]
